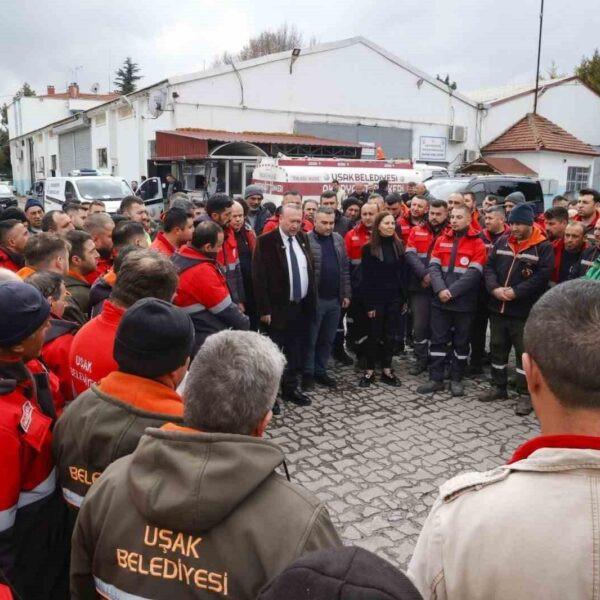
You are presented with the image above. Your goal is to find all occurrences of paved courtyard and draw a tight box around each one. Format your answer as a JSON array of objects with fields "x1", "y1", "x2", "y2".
[{"x1": 268, "y1": 351, "x2": 539, "y2": 570}]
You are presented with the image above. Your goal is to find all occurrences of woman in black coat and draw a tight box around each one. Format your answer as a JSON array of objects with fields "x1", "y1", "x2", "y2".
[{"x1": 358, "y1": 211, "x2": 406, "y2": 387}]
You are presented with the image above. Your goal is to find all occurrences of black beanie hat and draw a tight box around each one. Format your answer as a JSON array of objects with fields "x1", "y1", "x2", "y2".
[
  {"x1": 113, "y1": 298, "x2": 194, "y2": 378},
  {"x1": 257, "y1": 546, "x2": 423, "y2": 600},
  {"x1": 508, "y1": 203, "x2": 535, "y2": 225},
  {"x1": 0, "y1": 282, "x2": 51, "y2": 347}
]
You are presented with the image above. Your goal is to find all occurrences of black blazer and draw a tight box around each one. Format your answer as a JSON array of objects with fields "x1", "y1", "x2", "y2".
[{"x1": 252, "y1": 228, "x2": 316, "y2": 330}]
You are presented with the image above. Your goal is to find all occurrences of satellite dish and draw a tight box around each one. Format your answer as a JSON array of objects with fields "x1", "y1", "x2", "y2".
[
  {"x1": 91, "y1": 83, "x2": 100, "y2": 94},
  {"x1": 148, "y1": 89, "x2": 167, "y2": 118}
]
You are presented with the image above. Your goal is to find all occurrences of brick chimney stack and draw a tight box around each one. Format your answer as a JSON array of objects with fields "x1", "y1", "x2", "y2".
[
  {"x1": 47, "y1": 85, "x2": 55, "y2": 96},
  {"x1": 67, "y1": 83, "x2": 79, "y2": 98}
]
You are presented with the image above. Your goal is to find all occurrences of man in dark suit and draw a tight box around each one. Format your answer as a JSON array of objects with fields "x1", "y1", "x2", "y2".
[{"x1": 253, "y1": 204, "x2": 316, "y2": 414}]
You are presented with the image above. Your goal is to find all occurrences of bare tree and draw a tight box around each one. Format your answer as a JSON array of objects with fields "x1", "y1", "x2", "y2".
[{"x1": 213, "y1": 24, "x2": 316, "y2": 67}]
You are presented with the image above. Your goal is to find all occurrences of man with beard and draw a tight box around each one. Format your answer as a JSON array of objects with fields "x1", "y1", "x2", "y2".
[
  {"x1": 83, "y1": 213, "x2": 115, "y2": 283},
  {"x1": 405, "y1": 199, "x2": 449, "y2": 375},
  {"x1": 550, "y1": 221, "x2": 587, "y2": 285}
]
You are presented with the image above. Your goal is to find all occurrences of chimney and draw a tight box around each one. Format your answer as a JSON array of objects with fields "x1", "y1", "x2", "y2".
[
  {"x1": 67, "y1": 82, "x2": 79, "y2": 98},
  {"x1": 47, "y1": 85, "x2": 55, "y2": 96}
]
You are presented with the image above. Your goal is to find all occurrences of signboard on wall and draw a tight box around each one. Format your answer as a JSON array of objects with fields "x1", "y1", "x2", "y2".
[{"x1": 419, "y1": 136, "x2": 447, "y2": 161}]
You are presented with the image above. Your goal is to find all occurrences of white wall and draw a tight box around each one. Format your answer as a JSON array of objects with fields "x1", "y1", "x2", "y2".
[
  {"x1": 170, "y1": 40, "x2": 479, "y2": 163},
  {"x1": 482, "y1": 80, "x2": 600, "y2": 147},
  {"x1": 484, "y1": 150, "x2": 596, "y2": 196}
]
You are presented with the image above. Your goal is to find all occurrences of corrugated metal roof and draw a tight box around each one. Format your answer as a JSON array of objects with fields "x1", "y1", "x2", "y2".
[
  {"x1": 482, "y1": 113, "x2": 600, "y2": 157},
  {"x1": 162, "y1": 128, "x2": 361, "y2": 148}
]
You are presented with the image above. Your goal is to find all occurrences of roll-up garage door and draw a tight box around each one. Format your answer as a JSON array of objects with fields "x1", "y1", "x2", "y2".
[
  {"x1": 58, "y1": 128, "x2": 92, "y2": 175},
  {"x1": 294, "y1": 121, "x2": 412, "y2": 160}
]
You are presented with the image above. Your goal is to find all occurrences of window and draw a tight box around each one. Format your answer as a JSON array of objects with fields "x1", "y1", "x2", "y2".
[
  {"x1": 148, "y1": 140, "x2": 156, "y2": 158},
  {"x1": 566, "y1": 166, "x2": 590, "y2": 192},
  {"x1": 95, "y1": 112, "x2": 106, "y2": 127},
  {"x1": 51, "y1": 155, "x2": 57, "y2": 170},
  {"x1": 467, "y1": 182, "x2": 485, "y2": 206},
  {"x1": 65, "y1": 181, "x2": 76, "y2": 201},
  {"x1": 118, "y1": 105, "x2": 133, "y2": 119},
  {"x1": 97, "y1": 148, "x2": 108, "y2": 168}
]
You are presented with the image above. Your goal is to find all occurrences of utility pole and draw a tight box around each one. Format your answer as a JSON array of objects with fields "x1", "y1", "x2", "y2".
[{"x1": 533, "y1": 0, "x2": 544, "y2": 114}]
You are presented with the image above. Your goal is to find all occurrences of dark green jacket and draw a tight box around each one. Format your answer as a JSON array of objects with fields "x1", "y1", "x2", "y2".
[
  {"x1": 71, "y1": 427, "x2": 341, "y2": 600},
  {"x1": 63, "y1": 273, "x2": 91, "y2": 326}
]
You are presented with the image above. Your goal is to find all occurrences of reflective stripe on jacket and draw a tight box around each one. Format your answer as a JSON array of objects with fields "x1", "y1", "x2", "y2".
[{"x1": 428, "y1": 226, "x2": 487, "y2": 312}]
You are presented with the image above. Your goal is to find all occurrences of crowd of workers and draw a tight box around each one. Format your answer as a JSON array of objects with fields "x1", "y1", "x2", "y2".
[{"x1": 0, "y1": 177, "x2": 600, "y2": 599}]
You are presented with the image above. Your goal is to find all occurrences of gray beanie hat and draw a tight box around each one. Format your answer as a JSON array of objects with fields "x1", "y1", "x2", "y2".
[
  {"x1": 244, "y1": 185, "x2": 264, "y2": 200},
  {"x1": 505, "y1": 191, "x2": 526, "y2": 205}
]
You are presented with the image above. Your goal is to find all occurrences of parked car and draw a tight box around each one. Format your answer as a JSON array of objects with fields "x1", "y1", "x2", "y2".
[
  {"x1": 425, "y1": 175, "x2": 544, "y2": 214},
  {"x1": 44, "y1": 170, "x2": 134, "y2": 214},
  {"x1": 0, "y1": 182, "x2": 18, "y2": 211}
]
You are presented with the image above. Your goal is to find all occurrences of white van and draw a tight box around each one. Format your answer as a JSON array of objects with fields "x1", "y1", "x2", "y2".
[{"x1": 44, "y1": 170, "x2": 134, "y2": 214}]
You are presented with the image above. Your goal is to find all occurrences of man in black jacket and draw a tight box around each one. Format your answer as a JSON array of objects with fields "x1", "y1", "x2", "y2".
[
  {"x1": 244, "y1": 185, "x2": 270, "y2": 236},
  {"x1": 480, "y1": 203, "x2": 554, "y2": 415},
  {"x1": 303, "y1": 207, "x2": 351, "y2": 391},
  {"x1": 252, "y1": 204, "x2": 317, "y2": 413},
  {"x1": 320, "y1": 191, "x2": 352, "y2": 237}
]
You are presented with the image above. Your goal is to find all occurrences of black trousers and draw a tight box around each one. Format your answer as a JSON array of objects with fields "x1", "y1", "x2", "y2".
[
  {"x1": 429, "y1": 306, "x2": 474, "y2": 382},
  {"x1": 409, "y1": 291, "x2": 432, "y2": 366},
  {"x1": 469, "y1": 290, "x2": 489, "y2": 367},
  {"x1": 267, "y1": 302, "x2": 310, "y2": 394},
  {"x1": 489, "y1": 313, "x2": 527, "y2": 392},
  {"x1": 347, "y1": 297, "x2": 369, "y2": 357},
  {"x1": 365, "y1": 302, "x2": 402, "y2": 370}
]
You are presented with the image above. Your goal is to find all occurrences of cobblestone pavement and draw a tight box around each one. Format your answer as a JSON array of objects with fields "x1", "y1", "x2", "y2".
[{"x1": 267, "y1": 351, "x2": 539, "y2": 570}]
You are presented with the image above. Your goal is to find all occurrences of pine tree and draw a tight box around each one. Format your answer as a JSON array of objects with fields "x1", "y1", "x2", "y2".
[
  {"x1": 114, "y1": 58, "x2": 142, "y2": 94},
  {"x1": 576, "y1": 49, "x2": 600, "y2": 94}
]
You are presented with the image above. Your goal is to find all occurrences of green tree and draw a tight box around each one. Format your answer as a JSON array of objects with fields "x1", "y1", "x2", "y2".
[
  {"x1": 1, "y1": 82, "x2": 36, "y2": 127},
  {"x1": 576, "y1": 49, "x2": 600, "y2": 94},
  {"x1": 114, "y1": 57, "x2": 142, "y2": 94},
  {"x1": 0, "y1": 128, "x2": 11, "y2": 178}
]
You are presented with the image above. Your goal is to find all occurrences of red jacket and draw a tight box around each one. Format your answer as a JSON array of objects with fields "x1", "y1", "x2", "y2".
[
  {"x1": 150, "y1": 231, "x2": 176, "y2": 257},
  {"x1": 173, "y1": 245, "x2": 249, "y2": 351},
  {"x1": 344, "y1": 222, "x2": 371, "y2": 265},
  {"x1": 0, "y1": 359, "x2": 67, "y2": 597},
  {"x1": 0, "y1": 247, "x2": 23, "y2": 273},
  {"x1": 197, "y1": 216, "x2": 245, "y2": 303},
  {"x1": 396, "y1": 215, "x2": 424, "y2": 246},
  {"x1": 85, "y1": 256, "x2": 112, "y2": 285},
  {"x1": 42, "y1": 319, "x2": 78, "y2": 407},
  {"x1": 69, "y1": 300, "x2": 125, "y2": 396},
  {"x1": 262, "y1": 215, "x2": 314, "y2": 234},
  {"x1": 174, "y1": 245, "x2": 232, "y2": 310},
  {"x1": 428, "y1": 226, "x2": 487, "y2": 312},
  {"x1": 470, "y1": 209, "x2": 482, "y2": 232},
  {"x1": 405, "y1": 222, "x2": 449, "y2": 291}
]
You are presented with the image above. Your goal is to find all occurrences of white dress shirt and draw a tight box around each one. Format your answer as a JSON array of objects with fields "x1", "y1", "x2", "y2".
[{"x1": 279, "y1": 227, "x2": 309, "y2": 301}]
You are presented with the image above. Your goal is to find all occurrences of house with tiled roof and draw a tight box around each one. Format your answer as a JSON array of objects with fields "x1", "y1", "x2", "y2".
[{"x1": 480, "y1": 113, "x2": 600, "y2": 197}]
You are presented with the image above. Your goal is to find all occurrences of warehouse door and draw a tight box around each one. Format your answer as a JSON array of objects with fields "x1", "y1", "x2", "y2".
[{"x1": 59, "y1": 128, "x2": 92, "y2": 175}]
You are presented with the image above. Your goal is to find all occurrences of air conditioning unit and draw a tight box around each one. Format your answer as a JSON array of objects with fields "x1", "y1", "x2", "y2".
[
  {"x1": 463, "y1": 149, "x2": 478, "y2": 163},
  {"x1": 449, "y1": 125, "x2": 467, "y2": 143}
]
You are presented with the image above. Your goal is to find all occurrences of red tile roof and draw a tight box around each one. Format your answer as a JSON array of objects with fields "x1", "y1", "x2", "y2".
[
  {"x1": 171, "y1": 128, "x2": 361, "y2": 148},
  {"x1": 482, "y1": 113, "x2": 600, "y2": 157},
  {"x1": 461, "y1": 156, "x2": 538, "y2": 176}
]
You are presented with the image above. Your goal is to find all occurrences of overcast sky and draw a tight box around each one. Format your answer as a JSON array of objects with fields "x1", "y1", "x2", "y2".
[{"x1": 1, "y1": 0, "x2": 599, "y2": 102}]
